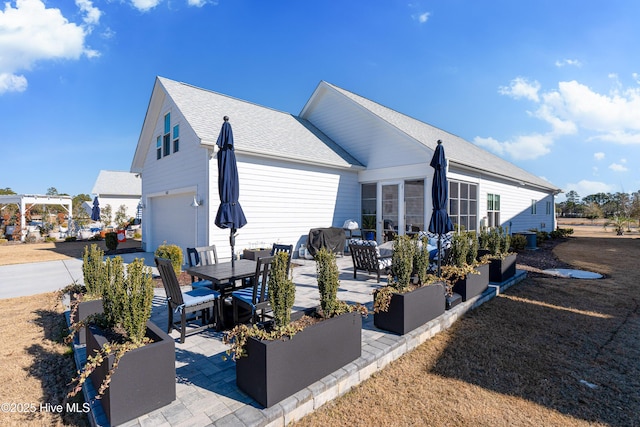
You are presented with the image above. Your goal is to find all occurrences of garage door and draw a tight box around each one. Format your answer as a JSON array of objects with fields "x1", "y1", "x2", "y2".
[{"x1": 149, "y1": 193, "x2": 196, "y2": 263}]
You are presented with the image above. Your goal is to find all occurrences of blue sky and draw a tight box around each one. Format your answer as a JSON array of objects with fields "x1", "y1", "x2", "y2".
[{"x1": 2, "y1": 0, "x2": 640, "y2": 202}]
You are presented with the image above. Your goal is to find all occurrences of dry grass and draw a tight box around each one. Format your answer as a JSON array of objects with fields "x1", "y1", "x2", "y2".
[
  {"x1": 0, "y1": 239, "x2": 142, "y2": 266},
  {"x1": 0, "y1": 292, "x2": 88, "y2": 426},
  {"x1": 294, "y1": 228, "x2": 640, "y2": 427}
]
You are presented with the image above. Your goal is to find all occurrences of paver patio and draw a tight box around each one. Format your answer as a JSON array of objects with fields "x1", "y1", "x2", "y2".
[{"x1": 71, "y1": 255, "x2": 526, "y2": 427}]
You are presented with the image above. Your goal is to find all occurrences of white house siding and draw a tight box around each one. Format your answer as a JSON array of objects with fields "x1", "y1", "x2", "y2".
[
  {"x1": 302, "y1": 87, "x2": 427, "y2": 170},
  {"x1": 139, "y1": 95, "x2": 211, "y2": 255},
  {"x1": 205, "y1": 154, "x2": 360, "y2": 262},
  {"x1": 450, "y1": 169, "x2": 556, "y2": 233}
]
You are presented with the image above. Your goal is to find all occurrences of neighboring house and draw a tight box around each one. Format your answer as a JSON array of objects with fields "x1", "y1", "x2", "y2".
[
  {"x1": 90, "y1": 170, "x2": 142, "y2": 226},
  {"x1": 131, "y1": 77, "x2": 560, "y2": 261}
]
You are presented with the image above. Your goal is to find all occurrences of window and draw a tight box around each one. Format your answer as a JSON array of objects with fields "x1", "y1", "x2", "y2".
[
  {"x1": 531, "y1": 199, "x2": 538, "y2": 214},
  {"x1": 449, "y1": 181, "x2": 478, "y2": 231},
  {"x1": 546, "y1": 201, "x2": 552, "y2": 215},
  {"x1": 361, "y1": 183, "x2": 377, "y2": 236},
  {"x1": 173, "y1": 124, "x2": 180, "y2": 153},
  {"x1": 163, "y1": 113, "x2": 171, "y2": 157},
  {"x1": 156, "y1": 136, "x2": 161, "y2": 160},
  {"x1": 487, "y1": 193, "x2": 500, "y2": 228},
  {"x1": 404, "y1": 179, "x2": 424, "y2": 232}
]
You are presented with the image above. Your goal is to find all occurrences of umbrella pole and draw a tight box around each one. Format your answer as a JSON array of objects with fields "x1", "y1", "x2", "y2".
[
  {"x1": 437, "y1": 236, "x2": 442, "y2": 277},
  {"x1": 230, "y1": 228, "x2": 236, "y2": 268}
]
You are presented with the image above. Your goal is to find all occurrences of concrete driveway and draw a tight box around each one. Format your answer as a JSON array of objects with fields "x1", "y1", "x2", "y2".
[{"x1": 0, "y1": 252, "x2": 158, "y2": 299}]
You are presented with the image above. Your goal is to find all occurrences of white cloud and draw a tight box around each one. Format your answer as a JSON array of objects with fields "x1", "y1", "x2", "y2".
[
  {"x1": 499, "y1": 77, "x2": 540, "y2": 102},
  {"x1": 411, "y1": 11, "x2": 430, "y2": 23},
  {"x1": 0, "y1": 73, "x2": 27, "y2": 92},
  {"x1": 609, "y1": 162, "x2": 628, "y2": 172},
  {"x1": 0, "y1": 0, "x2": 100, "y2": 94},
  {"x1": 131, "y1": 0, "x2": 162, "y2": 11},
  {"x1": 594, "y1": 152, "x2": 605, "y2": 160},
  {"x1": 555, "y1": 58, "x2": 582, "y2": 68},
  {"x1": 474, "y1": 133, "x2": 553, "y2": 160},
  {"x1": 564, "y1": 180, "x2": 617, "y2": 198},
  {"x1": 76, "y1": 0, "x2": 101, "y2": 26}
]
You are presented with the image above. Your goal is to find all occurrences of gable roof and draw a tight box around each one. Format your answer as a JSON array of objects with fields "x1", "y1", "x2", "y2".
[
  {"x1": 131, "y1": 77, "x2": 363, "y2": 172},
  {"x1": 308, "y1": 81, "x2": 559, "y2": 192},
  {"x1": 92, "y1": 170, "x2": 141, "y2": 196}
]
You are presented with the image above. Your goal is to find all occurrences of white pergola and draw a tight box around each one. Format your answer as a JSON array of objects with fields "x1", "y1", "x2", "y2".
[{"x1": 0, "y1": 194, "x2": 73, "y2": 241}]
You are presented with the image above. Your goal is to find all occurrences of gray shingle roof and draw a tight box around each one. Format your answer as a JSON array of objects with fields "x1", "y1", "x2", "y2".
[
  {"x1": 157, "y1": 77, "x2": 363, "y2": 170},
  {"x1": 322, "y1": 82, "x2": 559, "y2": 192},
  {"x1": 92, "y1": 170, "x2": 141, "y2": 196}
]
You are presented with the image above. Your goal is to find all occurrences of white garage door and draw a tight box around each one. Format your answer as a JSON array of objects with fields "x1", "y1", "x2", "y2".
[{"x1": 149, "y1": 193, "x2": 196, "y2": 263}]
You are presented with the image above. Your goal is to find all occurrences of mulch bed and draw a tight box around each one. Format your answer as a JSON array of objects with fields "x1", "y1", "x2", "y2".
[{"x1": 515, "y1": 237, "x2": 572, "y2": 275}]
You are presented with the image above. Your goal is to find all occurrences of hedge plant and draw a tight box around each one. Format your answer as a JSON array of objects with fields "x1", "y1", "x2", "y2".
[
  {"x1": 155, "y1": 243, "x2": 183, "y2": 275},
  {"x1": 268, "y1": 251, "x2": 295, "y2": 328}
]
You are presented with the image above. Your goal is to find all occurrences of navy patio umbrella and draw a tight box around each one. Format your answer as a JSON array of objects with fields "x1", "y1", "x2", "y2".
[
  {"x1": 428, "y1": 140, "x2": 454, "y2": 277},
  {"x1": 91, "y1": 197, "x2": 101, "y2": 222},
  {"x1": 214, "y1": 116, "x2": 247, "y2": 267}
]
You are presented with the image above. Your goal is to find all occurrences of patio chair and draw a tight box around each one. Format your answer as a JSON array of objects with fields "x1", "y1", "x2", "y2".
[
  {"x1": 348, "y1": 239, "x2": 393, "y2": 282},
  {"x1": 232, "y1": 255, "x2": 275, "y2": 325},
  {"x1": 186, "y1": 245, "x2": 220, "y2": 289},
  {"x1": 155, "y1": 257, "x2": 221, "y2": 343}
]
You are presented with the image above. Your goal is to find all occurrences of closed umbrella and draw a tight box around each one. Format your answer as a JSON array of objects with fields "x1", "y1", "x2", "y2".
[
  {"x1": 428, "y1": 140, "x2": 454, "y2": 276},
  {"x1": 91, "y1": 197, "x2": 101, "y2": 222},
  {"x1": 214, "y1": 116, "x2": 247, "y2": 267}
]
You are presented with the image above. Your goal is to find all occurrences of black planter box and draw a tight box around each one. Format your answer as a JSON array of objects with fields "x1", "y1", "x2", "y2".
[
  {"x1": 452, "y1": 263, "x2": 489, "y2": 301},
  {"x1": 488, "y1": 253, "x2": 517, "y2": 283},
  {"x1": 236, "y1": 310, "x2": 362, "y2": 408},
  {"x1": 446, "y1": 292, "x2": 462, "y2": 310},
  {"x1": 72, "y1": 298, "x2": 103, "y2": 345},
  {"x1": 374, "y1": 283, "x2": 446, "y2": 335},
  {"x1": 86, "y1": 321, "x2": 176, "y2": 426}
]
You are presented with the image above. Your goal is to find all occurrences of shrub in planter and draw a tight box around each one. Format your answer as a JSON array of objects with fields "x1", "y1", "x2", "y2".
[
  {"x1": 67, "y1": 257, "x2": 175, "y2": 424},
  {"x1": 478, "y1": 226, "x2": 516, "y2": 283},
  {"x1": 155, "y1": 242, "x2": 183, "y2": 275},
  {"x1": 374, "y1": 235, "x2": 446, "y2": 334},
  {"x1": 225, "y1": 248, "x2": 365, "y2": 407}
]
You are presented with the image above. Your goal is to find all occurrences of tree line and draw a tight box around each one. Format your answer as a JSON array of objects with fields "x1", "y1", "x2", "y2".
[{"x1": 557, "y1": 190, "x2": 640, "y2": 222}]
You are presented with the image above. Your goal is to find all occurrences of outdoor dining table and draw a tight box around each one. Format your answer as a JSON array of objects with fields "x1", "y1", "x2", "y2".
[{"x1": 185, "y1": 258, "x2": 257, "y2": 329}]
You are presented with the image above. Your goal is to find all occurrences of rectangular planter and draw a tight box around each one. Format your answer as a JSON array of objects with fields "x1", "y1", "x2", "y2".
[
  {"x1": 236, "y1": 310, "x2": 362, "y2": 408},
  {"x1": 374, "y1": 282, "x2": 446, "y2": 335},
  {"x1": 488, "y1": 253, "x2": 517, "y2": 283},
  {"x1": 452, "y1": 263, "x2": 489, "y2": 301},
  {"x1": 242, "y1": 248, "x2": 271, "y2": 260},
  {"x1": 72, "y1": 298, "x2": 103, "y2": 345},
  {"x1": 86, "y1": 321, "x2": 176, "y2": 426}
]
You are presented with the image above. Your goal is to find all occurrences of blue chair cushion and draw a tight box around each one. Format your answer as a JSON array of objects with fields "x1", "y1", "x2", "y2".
[
  {"x1": 232, "y1": 286, "x2": 267, "y2": 305},
  {"x1": 191, "y1": 279, "x2": 213, "y2": 289},
  {"x1": 182, "y1": 287, "x2": 219, "y2": 306}
]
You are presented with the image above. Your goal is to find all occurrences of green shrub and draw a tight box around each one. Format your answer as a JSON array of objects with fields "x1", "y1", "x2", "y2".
[
  {"x1": 82, "y1": 244, "x2": 106, "y2": 298},
  {"x1": 120, "y1": 258, "x2": 154, "y2": 344},
  {"x1": 511, "y1": 234, "x2": 527, "y2": 251},
  {"x1": 451, "y1": 232, "x2": 471, "y2": 268},
  {"x1": 268, "y1": 251, "x2": 296, "y2": 328},
  {"x1": 391, "y1": 235, "x2": 415, "y2": 290},
  {"x1": 65, "y1": 236, "x2": 77, "y2": 242},
  {"x1": 315, "y1": 247, "x2": 341, "y2": 318},
  {"x1": 102, "y1": 256, "x2": 126, "y2": 328},
  {"x1": 551, "y1": 227, "x2": 573, "y2": 238},
  {"x1": 155, "y1": 243, "x2": 183, "y2": 275},
  {"x1": 105, "y1": 232, "x2": 118, "y2": 251},
  {"x1": 414, "y1": 237, "x2": 431, "y2": 286},
  {"x1": 466, "y1": 231, "x2": 479, "y2": 264}
]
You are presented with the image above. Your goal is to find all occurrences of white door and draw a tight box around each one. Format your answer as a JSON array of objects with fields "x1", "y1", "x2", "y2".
[{"x1": 149, "y1": 193, "x2": 196, "y2": 263}]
